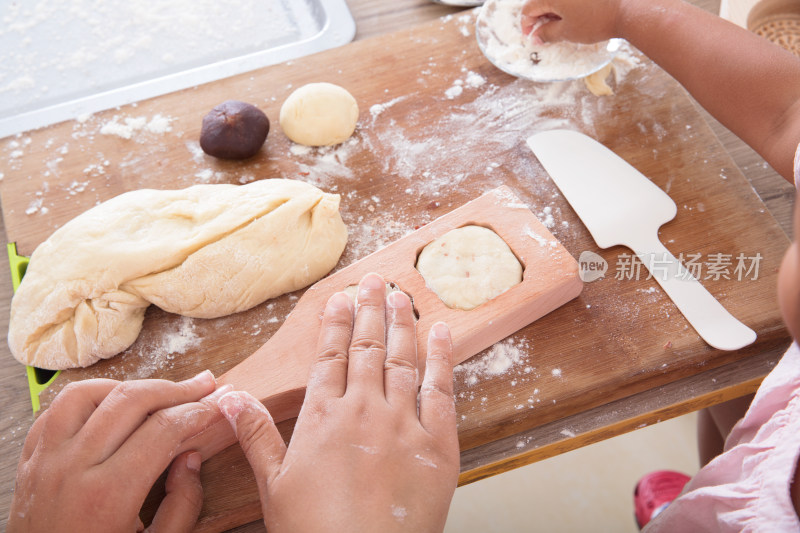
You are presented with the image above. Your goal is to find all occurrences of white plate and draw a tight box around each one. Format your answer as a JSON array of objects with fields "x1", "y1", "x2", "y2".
[{"x1": 476, "y1": 0, "x2": 621, "y2": 82}]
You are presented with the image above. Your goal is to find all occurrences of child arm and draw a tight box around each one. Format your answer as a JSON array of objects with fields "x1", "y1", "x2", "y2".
[{"x1": 523, "y1": 0, "x2": 800, "y2": 181}]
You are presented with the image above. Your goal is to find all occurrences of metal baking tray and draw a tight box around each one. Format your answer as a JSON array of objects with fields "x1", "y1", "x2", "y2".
[{"x1": 0, "y1": 0, "x2": 355, "y2": 139}]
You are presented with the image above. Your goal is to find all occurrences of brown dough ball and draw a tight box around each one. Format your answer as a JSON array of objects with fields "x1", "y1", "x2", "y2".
[{"x1": 200, "y1": 101, "x2": 269, "y2": 159}]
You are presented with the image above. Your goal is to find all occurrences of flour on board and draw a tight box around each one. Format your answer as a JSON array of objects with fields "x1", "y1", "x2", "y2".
[
  {"x1": 127, "y1": 316, "x2": 201, "y2": 379},
  {"x1": 99, "y1": 114, "x2": 174, "y2": 139},
  {"x1": 455, "y1": 337, "x2": 530, "y2": 385}
]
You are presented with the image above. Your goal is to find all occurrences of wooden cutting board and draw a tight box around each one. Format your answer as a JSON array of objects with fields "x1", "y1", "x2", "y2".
[{"x1": 0, "y1": 9, "x2": 790, "y2": 532}]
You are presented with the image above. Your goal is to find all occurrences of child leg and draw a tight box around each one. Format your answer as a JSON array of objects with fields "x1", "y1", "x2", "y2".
[{"x1": 697, "y1": 393, "x2": 755, "y2": 466}]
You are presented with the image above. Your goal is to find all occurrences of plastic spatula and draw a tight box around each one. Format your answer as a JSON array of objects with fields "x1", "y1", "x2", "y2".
[{"x1": 527, "y1": 129, "x2": 756, "y2": 351}]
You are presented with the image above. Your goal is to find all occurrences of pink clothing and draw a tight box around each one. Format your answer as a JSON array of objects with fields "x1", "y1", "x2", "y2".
[
  {"x1": 647, "y1": 146, "x2": 800, "y2": 531},
  {"x1": 795, "y1": 142, "x2": 800, "y2": 189},
  {"x1": 646, "y1": 343, "x2": 800, "y2": 531}
]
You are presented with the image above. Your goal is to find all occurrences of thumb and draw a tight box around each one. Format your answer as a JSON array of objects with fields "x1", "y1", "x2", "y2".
[
  {"x1": 218, "y1": 391, "x2": 287, "y2": 489},
  {"x1": 145, "y1": 451, "x2": 203, "y2": 533}
]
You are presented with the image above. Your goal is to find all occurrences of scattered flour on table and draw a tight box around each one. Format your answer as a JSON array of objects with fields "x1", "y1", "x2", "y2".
[
  {"x1": 192, "y1": 167, "x2": 245, "y2": 184},
  {"x1": 0, "y1": 413, "x2": 28, "y2": 452},
  {"x1": 357, "y1": 41, "x2": 641, "y2": 226},
  {"x1": 636, "y1": 285, "x2": 663, "y2": 305},
  {"x1": 186, "y1": 140, "x2": 206, "y2": 163},
  {"x1": 444, "y1": 84, "x2": 463, "y2": 100},
  {"x1": 444, "y1": 70, "x2": 487, "y2": 100},
  {"x1": 82, "y1": 162, "x2": 107, "y2": 177},
  {"x1": 340, "y1": 198, "x2": 418, "y2": 263},
  {"x1": 287, "y1": 137, "x2": 360, "y2": 185},
  {"x1": 525, "y1": 225, "x2": 560, "y2": 248},
  {"x1": 455, "y1": 336, "x2": 568, "y2": 417},
  {"x1": 464, "y1": 70, "x2": 487, "y2": 88},
  {"x1": 25, "y1": 197, "x2": 47, "y2": 215},
  {"x1": 67, "y1": 180, "x2": 91, "y2": 195},
  {"x1": 289, "y1": 144, "x2": 313, "y2": 156},
  {"x1": 516, "y1": 435, "x2": 534, "y2": 449},
  {"x1": 365, "y1": 79, "x2": 595, "y2": 197},
  {"x1": 181, "y1": 139, "x2": 257, "y2": 184},
  {"x1": 24, "y1": 181, "x2": 50, "y2": 215},
  {"x1": 126, "y1": 316, "x2": 201, "y2": 378},
  {"x1": 99, "y1": 113, "x2": 174, "y2": 139},
  {"x1": 441, "y1": 12, "x2": 475, "y2": 38},
  {"x1": 2, "y1": 135, "x2": 32, "y2": 171},
  {"x1": 455, "y1": 337, "x2": 530, "y2": 386},
  {"x1": 609, "y1": 44, "x2": 642, "y2": 81},
  {"x1": 369, "y1": 95, "x2": 408, "y2": 118},
  {"x1": 24, "y1": 175, "x2": 105, "y2": 215},
  {"x1": 272, "y1": 60, "x2": 612, "y2": 256}
]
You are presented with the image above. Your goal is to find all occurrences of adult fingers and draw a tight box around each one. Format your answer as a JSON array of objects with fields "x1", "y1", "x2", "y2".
[
  {"x1": 384, "y1": 290, "x2": 419, "y2": 411},
  {"x1": 145, "y1": 452, "x2": 203, "y2": 533},
  {"x1": 103, "y1": 383, "x2": 233, "y2": 495},
  {"x1": 345, "y1": 273, "x2": 388, "y2": 398},
  {"x1": 418, "y1": 322, "x2": 457, "y2": 438},
  {"x1": 78, "y1": 371, "x2": 217, "y2": 462},
  {"x1": 218, "y1": 391, "x2": 287, "y2": 492},
  {"x1": 22, "y1": 379, "x2": 119, "y2": 461},
  {"x1": 306, "y1": 291, "x2": 354, "y2": 402}
]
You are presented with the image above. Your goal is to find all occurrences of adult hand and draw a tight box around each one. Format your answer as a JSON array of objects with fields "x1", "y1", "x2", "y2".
[
  {"x1": 8, "y1": 371, "x2": 231, "y2": 533},
  {"x1": 521, "y1": 0, "x2": 622, "y2": 45},
  {"x1": 219, "y1": 272, "x2": 460, "y2": 532}
]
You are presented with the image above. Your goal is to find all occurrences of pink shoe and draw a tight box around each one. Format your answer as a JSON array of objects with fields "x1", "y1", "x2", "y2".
[{"x1": 634, "y1": 470, "x2": 691, "y2": 528}]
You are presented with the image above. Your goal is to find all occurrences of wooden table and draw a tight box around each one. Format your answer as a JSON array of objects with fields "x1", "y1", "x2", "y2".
[{"x1": 0, "y1": 0, "x2": 795, "y2": 531}]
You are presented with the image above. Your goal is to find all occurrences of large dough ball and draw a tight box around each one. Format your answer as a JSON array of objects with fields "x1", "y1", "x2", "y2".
[
  {"x1": 416, "y1": 225, "x2": 523, "y2": 311},
  {"x1": 9, "y1": 179, "x2": 348, "y2": 370},
  {"x1": 279, "y1": 82, "x2": 359, "y2": 146}
]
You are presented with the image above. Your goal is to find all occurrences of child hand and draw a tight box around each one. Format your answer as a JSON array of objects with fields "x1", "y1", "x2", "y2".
[
  {"x1": 8, "y1": 372, "x2": 232, "y2": 533},
  {"x1": 219, "y1": 272, "x2": 460, "y2": 532},
  {"x1": 521, "y1": 0, "x2": 622, "y2": 45}
]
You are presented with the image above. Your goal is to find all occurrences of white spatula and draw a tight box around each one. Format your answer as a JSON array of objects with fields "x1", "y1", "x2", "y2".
[{"x1": 527, "y1": 129, "x2": 756, "y2": 351}]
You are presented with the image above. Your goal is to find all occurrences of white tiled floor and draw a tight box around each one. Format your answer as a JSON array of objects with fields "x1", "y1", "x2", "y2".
[{"x1": 445, "y1": 413, "x2": 700, "y2": 532}]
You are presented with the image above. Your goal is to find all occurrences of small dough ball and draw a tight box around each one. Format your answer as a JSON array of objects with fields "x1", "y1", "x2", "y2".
[
  {"x1": 584, "y1": 63, "x2": 614, "y2": 96},
  {"x1": 416, "y1": 225, "x2": 523, "y2": 311},
  {"x1": 279, "y1": 82, "x2": 359, "y2": 146},
  {"x1": 200, "y1": 100, "x2": 269, "y2": 159}
]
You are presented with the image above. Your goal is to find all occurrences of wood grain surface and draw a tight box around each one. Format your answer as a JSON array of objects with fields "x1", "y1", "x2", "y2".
[
  {"x1": 218, "y1": 185, "x2": 582, "y2": 414},
  {"x1": 0, "y1": 0, "x2": 795, "y2": 532},
  {"x1": 169, "y1": 186, "x2": 584, "y2": 468}
]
